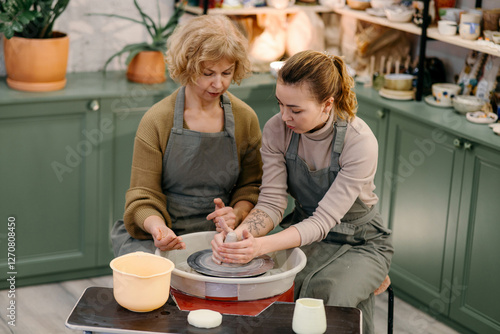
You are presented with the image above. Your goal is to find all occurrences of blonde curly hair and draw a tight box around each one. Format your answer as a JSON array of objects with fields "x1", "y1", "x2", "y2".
[{"x1": 166, "y1": 15, "x2": 251, "y2": 86}]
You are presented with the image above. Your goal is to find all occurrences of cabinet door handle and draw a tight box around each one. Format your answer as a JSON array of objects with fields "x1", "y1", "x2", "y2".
[
  {"x1": 453, "y1": 138, "x2": 462, "y2": 148},
  {"x1": 88, "y1": 99, "x2": 100, "y2": 111},
  {"x1": 376, "y1": 109, "x2": 385, "y2": 119},
  {"x1": 464, "y1": 141, "x2": 473, "y2": 151}
]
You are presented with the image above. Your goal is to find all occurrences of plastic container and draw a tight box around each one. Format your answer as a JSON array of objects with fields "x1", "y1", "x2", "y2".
[{"x1": 110, "y1": 251, "x2": 175, "y2": 312}]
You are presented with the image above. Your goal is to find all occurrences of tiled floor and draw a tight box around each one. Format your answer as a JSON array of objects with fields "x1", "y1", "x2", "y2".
[{"x1": 0, "y1": 275, "x2": 460, "y2": 334}]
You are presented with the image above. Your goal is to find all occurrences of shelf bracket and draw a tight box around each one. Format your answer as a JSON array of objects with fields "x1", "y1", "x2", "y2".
[{"x1": 415, "y1": 0, "x2": 431, "y2": 102}]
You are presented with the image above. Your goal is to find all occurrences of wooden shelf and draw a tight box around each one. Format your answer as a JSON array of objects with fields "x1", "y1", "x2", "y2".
[
  {"x1": 184, "y1": 4, "x2": 335, "y2": 15},
  {"x1": 333, "y1": 7, "x2": 500, "y2": 57},
  {"x1": 183, "y1": 3, "x2": 500, "y2": 57},
  {"x1": 426, "y1": 27, "x2": 500, "y2": 57},
  {"x1": 333, "y1": 7, "x2": 422, "y2": 34}
]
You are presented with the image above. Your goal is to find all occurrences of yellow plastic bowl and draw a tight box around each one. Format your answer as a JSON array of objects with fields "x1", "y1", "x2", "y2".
[{"x1": 110, "y1": 251, "x2": 175, "y2": 312}]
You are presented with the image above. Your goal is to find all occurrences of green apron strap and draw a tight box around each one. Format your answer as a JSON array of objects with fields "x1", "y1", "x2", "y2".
[{"x1": 298, "y1": 243, "x2": 353, "y2": 299}]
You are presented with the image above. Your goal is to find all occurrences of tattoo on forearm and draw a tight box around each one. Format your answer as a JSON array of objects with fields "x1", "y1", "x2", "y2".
[{"x1": 242, "y1": 209, "x2": 271, "y2": 236}]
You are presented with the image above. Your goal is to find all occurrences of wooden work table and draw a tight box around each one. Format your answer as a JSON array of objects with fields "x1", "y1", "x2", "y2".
[{"x1": 66, "y1": 287, "x2": 362, "y2": 333}]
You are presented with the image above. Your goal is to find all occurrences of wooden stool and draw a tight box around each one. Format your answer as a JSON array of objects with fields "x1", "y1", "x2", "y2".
[{"x1": 374, "y1": 275, "x2": 394, "y2": 334}]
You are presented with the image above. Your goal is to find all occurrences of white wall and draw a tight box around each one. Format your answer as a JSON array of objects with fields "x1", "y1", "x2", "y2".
[{"x1": 0, "y1": 0, "x2": 176, "y2": 76}]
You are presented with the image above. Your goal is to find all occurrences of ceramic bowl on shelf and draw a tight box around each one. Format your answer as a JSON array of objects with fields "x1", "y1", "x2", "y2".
[
  {"x1": 369, "y1": 0, "x2": 394, "y2": 9},
  {"x1": 347, "y1": 0, "x2": 371, "y2": 10},
  {"x1": 437, "y1": 20, "x2": 457, "y2": 36},
  {"x1": 431, "y1": 83, "x2": 461, "y2": 107},
  {"x1": 492, "y1": 32, "x2": 500, "y2": 45},
  {"x1": 384, "y1": 74, "x2": 414, "y2": 91},
  {"x1": 267, "y1": 0, "x2": 295, "y2": 9},
  {"x1": 385, "y1": 5, "x2": 414, "y2": 23},
  {"x1": 452, "y1": 95, "x2": 485, "y2": 114}
]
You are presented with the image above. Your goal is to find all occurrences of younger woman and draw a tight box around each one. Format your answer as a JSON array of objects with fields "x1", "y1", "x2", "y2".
[{"x1": 212, "y1": 50, "x2": 393, "y2": 334}]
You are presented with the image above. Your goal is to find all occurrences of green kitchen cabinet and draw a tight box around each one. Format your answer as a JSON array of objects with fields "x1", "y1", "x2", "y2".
[
  {"x1": 449, "y1": 143, "x2": 500, "y2": 334},
  {"x1": 98, "y1": 95, "x2": 164, "y2": 266},
  {"x1": 356, "y1": 98, "x2": 389, "y2": 215},
  {"x1": 0, "y1": 99, "x2": 106, "y2": 288},
  {"x1": 383, "y1": 112, "x2": 462, "y2": 315},
  {"x1": 382, "y1": 112, "x2": 500, "y2": 333}
]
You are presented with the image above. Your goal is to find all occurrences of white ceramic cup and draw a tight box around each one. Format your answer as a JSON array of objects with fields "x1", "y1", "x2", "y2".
[
  {"x1": 438, "y1": 20, "x2": 457, "y2": 36},
  {"x1": 292, "y1": 298, "x2": 327, "y2": 334},
  {"x1": 432, "y1": 83, "x2": 461, "y2": 107}
]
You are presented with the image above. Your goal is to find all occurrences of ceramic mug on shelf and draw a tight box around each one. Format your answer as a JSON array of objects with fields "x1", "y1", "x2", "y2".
[
  {"x1": 432, "y1": 83, "x2": 461, "y2": 107},
  {"x1": 459, "y1": 21, "x2": 480, "y2": 40},
  {"x1": 492, "y1": 32, "x2": 500, "y2": 45},
  {"x1": 292, "y1": 298, "x2": 327, "y2": 334}
]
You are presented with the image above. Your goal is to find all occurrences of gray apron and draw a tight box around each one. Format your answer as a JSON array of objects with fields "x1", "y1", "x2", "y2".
[
  {"x1": 162, "y1": 87, "x2": 239, "y2": 235},
  {"x1": 111, "y1": 87, "x2": 239, "y2": 256},
  {"x1": 282, "y1": 120, "x2": 393, "y2": 334}
]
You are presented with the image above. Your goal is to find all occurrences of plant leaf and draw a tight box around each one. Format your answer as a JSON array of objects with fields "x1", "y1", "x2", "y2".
[
  {"x1": 86, "y1": 13, "x2": 145, "y2": 26},
  {"x1": 133, "y1": 0, "x2": 157, "y2": 38},
  {"x1": 103, "y1": 42, "x2": 151, "y2": 72},
  {"x1": 2, "y1": 24, "x2": 15, "y2": 39}
]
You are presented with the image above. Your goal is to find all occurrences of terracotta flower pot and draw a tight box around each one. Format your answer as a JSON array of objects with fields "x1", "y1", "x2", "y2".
[
  {"x1": 126, "y1": 51, "x2": 166, "y2": 84},
  {"x1": 3, "y1": 32, "x2": 69, "y2": 92}
]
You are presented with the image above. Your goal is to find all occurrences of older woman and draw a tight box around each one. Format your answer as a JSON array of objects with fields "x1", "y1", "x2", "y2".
[{"x1": 111, "y1": 15, "x2": 262, "y2": 256}]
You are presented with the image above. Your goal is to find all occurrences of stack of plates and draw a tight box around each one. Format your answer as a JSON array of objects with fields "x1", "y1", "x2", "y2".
[{"x1": 379, "y1": 88, "x2": 414, "y2": 100}]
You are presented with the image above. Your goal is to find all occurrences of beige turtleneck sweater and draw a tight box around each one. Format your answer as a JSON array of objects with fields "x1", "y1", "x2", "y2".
[{"x1": 254, "y1": 112, "x2": 379, "y2": 246}]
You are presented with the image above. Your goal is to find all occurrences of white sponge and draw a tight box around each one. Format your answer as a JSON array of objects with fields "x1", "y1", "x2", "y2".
[{"x1": 187, "y1": 309, "x2": 222, "y2": 329}]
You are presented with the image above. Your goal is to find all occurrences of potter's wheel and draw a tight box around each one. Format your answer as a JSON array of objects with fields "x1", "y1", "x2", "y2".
[
  {"x1": 156, "y1": 231, "x2": 307, "y2": 301},
  {"x1": 187, "y1": 249, "x2": 274, "y2": 278}
]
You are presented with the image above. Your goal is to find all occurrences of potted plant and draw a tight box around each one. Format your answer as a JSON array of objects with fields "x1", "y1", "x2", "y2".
[
  {"x1": 89, "y1": 0, "x2": 185, "y2": 84},
  {"x1": 0, "y1": 0, "x2": 71, "y2": 92}
]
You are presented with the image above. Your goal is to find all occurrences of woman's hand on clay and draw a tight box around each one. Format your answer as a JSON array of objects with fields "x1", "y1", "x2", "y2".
[
  {"x1": 206, "y1": 198, "x2": 238, "y2": 232},
  {"x1": 211, "y1": 219, "x2": 259, "y2": 265},
  {"x1": 144, "y1": 216, "x2": 185, "y2": 251}
]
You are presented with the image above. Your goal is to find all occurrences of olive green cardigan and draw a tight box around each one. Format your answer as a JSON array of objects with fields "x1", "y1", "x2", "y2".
[{"x1": 123, "y1": 88, "x2": 263, "y2": 239}]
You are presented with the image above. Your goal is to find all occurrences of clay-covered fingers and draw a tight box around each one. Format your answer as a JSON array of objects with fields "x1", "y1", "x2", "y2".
[
  {"x1": 211, "y1": 238, "x2": 225, "y2": 264},
  {"x1": 214, "y1": 198, "x2": 225, "y2": 210},
  {"x1": 206, "y1": 199, "x2": 238, "y2": 230},
  {"x1": 153, "y1": 227, "x2": 185, "y2": 251},
  {"x1": 217, "y1": 217, "x2": 233, "y2": 235},
  {"x1": 215, "y1": 230, "x2": 256, "y2": 264}
]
